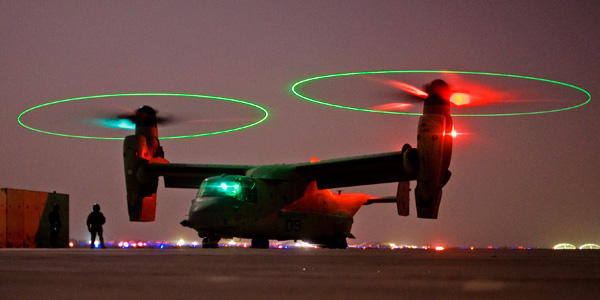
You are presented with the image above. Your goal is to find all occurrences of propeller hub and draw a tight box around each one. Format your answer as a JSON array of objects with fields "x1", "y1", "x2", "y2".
[
  {"x1": 134, "y1": 105, "x2": 158, "y2": 127},
  {"x1": 423, "y1": 80, "x2": 452, "y2": 118},
  {"x1": 424, "y1": 79, "x2": 451, "y2": 104}
]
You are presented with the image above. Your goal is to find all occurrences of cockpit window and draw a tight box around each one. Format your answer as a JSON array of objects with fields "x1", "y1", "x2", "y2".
[{"x1": 198, "y1": 175, "x2": 257, "y2": 203}]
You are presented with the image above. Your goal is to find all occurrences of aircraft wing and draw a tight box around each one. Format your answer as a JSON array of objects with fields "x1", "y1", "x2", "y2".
[
  {"x1": 294, "y1": 151, "x2": 414, "y2": 189},
  {"x1": 145, "y1": 163, "x2": 255, "y2": 189}
]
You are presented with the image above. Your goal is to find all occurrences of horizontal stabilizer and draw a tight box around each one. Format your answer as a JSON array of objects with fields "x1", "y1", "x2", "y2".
[{"x1": 364, "y1": 197, "x2": 396, "y2": 205}]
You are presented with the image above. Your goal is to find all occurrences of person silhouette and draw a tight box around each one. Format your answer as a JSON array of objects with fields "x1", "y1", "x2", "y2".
[
  {"x1": 48, "y1": 204, "x2": 61, "y2": 247},
  {"x1": 87, "y1": 203, "x2": 106, "y2": 248}
]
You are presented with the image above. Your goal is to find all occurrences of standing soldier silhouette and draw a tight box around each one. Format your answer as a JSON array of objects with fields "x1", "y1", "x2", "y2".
[{"x1": 87, "y1": 203, "x2": 106, "y2": 248}]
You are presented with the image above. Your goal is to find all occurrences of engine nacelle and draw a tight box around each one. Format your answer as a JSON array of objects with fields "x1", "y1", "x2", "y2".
[
  {"x1": 415, "y1": 113, "x2": 451, "y2": 219},
  {"x1": 122, "y1": 106, "x2": 170, "y2": 222},
  {"x1": 123, "y1": 134, "x2": 159, "y2": 221}
]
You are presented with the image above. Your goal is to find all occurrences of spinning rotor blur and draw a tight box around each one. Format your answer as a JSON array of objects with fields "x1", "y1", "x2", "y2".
[{"x1": 291, "y1": 70, "x2": 590, "y2": 117}]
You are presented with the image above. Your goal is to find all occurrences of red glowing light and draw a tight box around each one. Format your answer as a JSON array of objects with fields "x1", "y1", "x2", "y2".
[
  {"x1": 435, "y1": 246, "x2": 445, "y2": 251},
  {"x1": 444, "y1": 126, "x2": 459, "y2": 138},
  {"x1": 442, "y1": 72, "x2": 507, "y2": 107},
  {"x1": 450, "y1": 93, "x2": 470, "y2": 106}
]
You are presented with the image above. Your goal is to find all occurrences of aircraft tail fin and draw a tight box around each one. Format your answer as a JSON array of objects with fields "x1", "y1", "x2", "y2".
[{"x1": 396, "y1": 181, "x2": 410, "y2": 216}]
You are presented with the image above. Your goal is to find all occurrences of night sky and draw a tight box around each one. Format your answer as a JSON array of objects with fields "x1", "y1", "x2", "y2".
[{"x1": 2, "y1": 1, "x2": 599, "y2": 248}]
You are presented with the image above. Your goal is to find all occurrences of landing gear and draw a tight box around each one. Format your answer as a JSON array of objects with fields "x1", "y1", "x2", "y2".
[
  {"x1": 201, "y1": 235, "x2": 221, "y2": 248},
  {"x1": 250, "y1": 238, "x2": 270, "y2": 248},
  {"x1": 326, "y1": 233, "x2": 348, "y2": 249}
]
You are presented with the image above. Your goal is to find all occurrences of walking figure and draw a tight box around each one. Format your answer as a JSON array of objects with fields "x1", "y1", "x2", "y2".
[{"x1": 87, "y1": 203, "x2": 106, "y2": 248}]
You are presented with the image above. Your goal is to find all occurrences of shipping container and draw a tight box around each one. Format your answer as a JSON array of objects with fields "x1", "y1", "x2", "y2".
[{"x1": 0, "y1": 188, "x2": 69, "y2": 248}]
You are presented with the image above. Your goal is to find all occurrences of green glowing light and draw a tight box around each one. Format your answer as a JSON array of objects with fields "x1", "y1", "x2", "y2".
[
  {"x1": 93, "y1": 118, "x2": 136, "y2": 130},
  {"x1": 291, "y1": 70, "x2": 591, "y2": 117},
  {"x1": 219, "y1": 182, "x2": 241, "y2": 195},
  {"x1": 18, "y1": 93, "x2": 269, "y2": 140}
]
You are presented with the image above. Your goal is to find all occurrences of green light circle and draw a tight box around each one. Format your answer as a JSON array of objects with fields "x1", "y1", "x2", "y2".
[
  {"x1": 18, "y1": 93, "x2": 269, "y2": 140},
  {"x1": 291, "y1": 70, "x2": 591, "y2": 117}
]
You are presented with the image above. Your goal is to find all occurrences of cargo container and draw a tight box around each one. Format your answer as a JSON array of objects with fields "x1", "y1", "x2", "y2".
[{"x1": 0, "y1": 188, "x2": 69, "y2": 248}]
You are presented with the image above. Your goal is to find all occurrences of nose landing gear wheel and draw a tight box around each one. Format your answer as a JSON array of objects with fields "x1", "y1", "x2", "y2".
[
  {"x1": 250, "y1": 238, "x2": 270, "y2": 248},
  {"x1": 326, "y1": 233, "x2": 348, "y2": 249},
  {"x1": 201, "y1": 236, "x2": 221, "y2": 248}
]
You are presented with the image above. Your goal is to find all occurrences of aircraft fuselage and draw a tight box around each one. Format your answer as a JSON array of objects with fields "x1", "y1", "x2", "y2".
[{"x1": 182, "y1": 175, "x2": 370, "y2": 247}]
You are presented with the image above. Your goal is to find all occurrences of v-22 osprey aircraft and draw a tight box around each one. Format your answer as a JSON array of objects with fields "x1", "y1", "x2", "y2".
[{"x1": 122, "y1": 80, "x2": 454, "y2": 248}]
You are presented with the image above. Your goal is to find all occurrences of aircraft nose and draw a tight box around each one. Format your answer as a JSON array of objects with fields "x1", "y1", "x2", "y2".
[{"x1": 185, "y1": 198, "x2": 222, "y2": 228}]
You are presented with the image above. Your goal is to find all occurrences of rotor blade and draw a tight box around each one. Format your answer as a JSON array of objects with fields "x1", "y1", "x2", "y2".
[
  {"x1": 441, "y1": 72, "x2": 508, "y2": 106},
  {"x1": 92, "y1": 117, "x2": 136, "y2": 130},
  {"x1": 369, "y1": 103, "x2": 413, "y2": 111},
  {"x1": 182, "y1": 117, "x2": 257, "y2": 124},
  {"x1": 376, "y1": 74, "x2": 509, "y2": 107},
  {"x1": 371, "y1": 74, "x2": 545, "y2": 111},
  {"x1": 382, "y1": 79, "x2": 428, "y2": 99},
  {"x1": 369, "y1": 77, "x2": 428, "y2": 99},
  {"x1": 90, "y1": 111, "x2": 249, "y2": 130},
  {"x1": 366, "y1": 78, "x2": 428, "y2": 111}
]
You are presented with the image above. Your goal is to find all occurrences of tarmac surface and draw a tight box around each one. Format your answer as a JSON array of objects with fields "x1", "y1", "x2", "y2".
[{"x1": 1, "y1": 247, "x2": 599, "y2": 299}]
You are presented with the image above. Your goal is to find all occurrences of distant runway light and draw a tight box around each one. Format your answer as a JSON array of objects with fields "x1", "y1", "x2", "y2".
[{"x1": 435, "y1": 246, "x2": 445, "y2": 251}]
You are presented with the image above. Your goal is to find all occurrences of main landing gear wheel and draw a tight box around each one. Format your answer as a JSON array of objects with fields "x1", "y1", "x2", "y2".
[
  {"x1": 250, "y1": 238, "x2": 270, "y2": 248},
  {"x1": 201, "y1": 236, "x2": 221, "y2": 248},
  {"x1": 327, "y1": 233, "x2": 348, "y2": 249}
]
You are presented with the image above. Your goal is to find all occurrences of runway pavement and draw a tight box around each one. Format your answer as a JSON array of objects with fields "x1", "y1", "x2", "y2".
[{"x1": 1, "y1": 248, "x2": 599, "y2": 299}]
